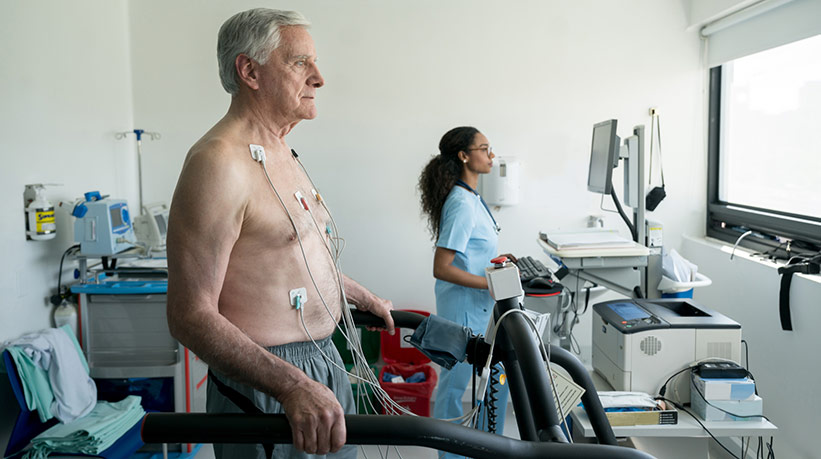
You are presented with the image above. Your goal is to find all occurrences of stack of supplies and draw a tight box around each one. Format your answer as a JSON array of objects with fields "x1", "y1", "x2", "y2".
[
  {"x1": 23, "y1": 395, "x2": 145, "y2": 459},
  {"x1": 690, "y1": 363, "x2": 761, "y2": 422},
  {"x1": 598, "y1": 391, "x2": 677, "y2": 426}
]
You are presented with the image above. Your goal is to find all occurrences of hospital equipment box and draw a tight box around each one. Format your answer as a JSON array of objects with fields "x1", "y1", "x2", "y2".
[
  {"x1": 605, "y1": 407, "x2": 678, "y2": 426},
  {"x1": 592, "y1": 299, "x2": 741, "y2": 397},
  {"x1": 691, "y1": 385, "x2": 763, "y2": 422},
  {"x1": 75, "y1": 284, "x2": 207, "y2": 455},
  {"x1": 73, "y1": 197, "x2": 135, "y2": 256},
  {"x1": 691, "y1": 374, "x2": 756, "y2": 401}
]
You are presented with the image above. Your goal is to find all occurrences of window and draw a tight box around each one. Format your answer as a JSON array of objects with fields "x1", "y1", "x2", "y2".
[{"x1": 707, "y1": 34, "x2": 821, "y2": 256}]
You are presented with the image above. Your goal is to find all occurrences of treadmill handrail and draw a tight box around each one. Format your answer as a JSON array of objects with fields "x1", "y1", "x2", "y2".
[{"x1": 141, "y1": 413, "x2": 655, "y2": 459}]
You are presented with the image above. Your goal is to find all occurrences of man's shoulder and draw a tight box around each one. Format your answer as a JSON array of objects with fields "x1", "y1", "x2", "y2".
[{"x1": 184, "y1": 134, "x2": 253, "y2": 177}]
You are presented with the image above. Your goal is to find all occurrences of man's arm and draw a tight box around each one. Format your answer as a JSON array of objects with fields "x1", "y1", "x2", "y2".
[
  {"x1": 341, "y1": 274, "x2": 395, "y2": 334},
  {"x1": 166, "y1": 145, "x2": 346, "y2": 454}
]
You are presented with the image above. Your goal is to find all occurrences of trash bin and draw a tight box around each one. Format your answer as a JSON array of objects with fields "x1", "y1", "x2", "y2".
[
  {"x1": 379, "y1": 363, "x2": 437, "y2": 416},
  {"x1": 658, "y1": 272, "x2": 712, "y2": 298},
  {"x1": 381, "y1": 309, "x2": 431, "y2": 365},
  {"x1": 379, "y1": 309, "x2": 435, "y2": 416},
  {"x1": 333, "y1": 325, "x2": 380, "y2": 365}
]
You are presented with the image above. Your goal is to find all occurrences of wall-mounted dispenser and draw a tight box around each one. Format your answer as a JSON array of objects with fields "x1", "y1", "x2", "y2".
[
  {"x1": 480, "y1": 157, "x2": 520, "y2": 206},
  {"x1": 24, "y1": 184, "x2": 57, "y2": 241}
]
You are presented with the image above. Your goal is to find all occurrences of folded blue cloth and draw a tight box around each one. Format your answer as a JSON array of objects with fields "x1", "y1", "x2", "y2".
[
  {"x1": 405, "y1": 371, "x2": 426, "y2": 383},
  {"x1": 409, "y1": 315, "x2": 470, "y2": 370},
  {"x1": 382, "y1": 371, "x2": 426, "y2": 383}
]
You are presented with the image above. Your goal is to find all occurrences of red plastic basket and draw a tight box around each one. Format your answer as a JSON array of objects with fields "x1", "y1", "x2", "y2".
[
  {"x1": 380, "y1": 309, "x2": 431, "y2": 365},
  {"x1": 378, "y1": 363, "x2": 438, "y2": 416}
]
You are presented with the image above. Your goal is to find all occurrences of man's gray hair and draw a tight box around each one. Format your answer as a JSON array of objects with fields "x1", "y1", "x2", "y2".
[{"x1": 217, "y1": 8, "x2": 310, "y2": 96}]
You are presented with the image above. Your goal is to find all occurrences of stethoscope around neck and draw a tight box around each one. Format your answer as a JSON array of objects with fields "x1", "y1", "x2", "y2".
[{"x1": 455, "y1": 179, "x2": 501, "y2": 234}]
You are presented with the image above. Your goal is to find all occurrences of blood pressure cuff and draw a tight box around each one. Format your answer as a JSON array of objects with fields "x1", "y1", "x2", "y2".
[{"x1": 409, "y1": 315, "x2": 471, "y2": 370}]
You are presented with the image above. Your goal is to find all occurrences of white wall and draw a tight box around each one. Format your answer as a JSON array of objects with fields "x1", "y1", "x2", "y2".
[
  {"x1": 0, "y1": 0, "x2": 137, "y2": 445},
  {"x1": 683, "y1": 236, "x2": 820, "y2": 459},
  {"x1": 0, "y1": 2, "x2": 138, "y2": 340},
  {"x1": 684, "y1": 0, "x2": 758, "y2": 29},
  {"x1": 128, "y1": 0, "x2": 704, "y2": 313}
]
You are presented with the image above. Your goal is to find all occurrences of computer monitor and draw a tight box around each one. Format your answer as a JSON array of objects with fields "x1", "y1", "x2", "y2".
[
  {"x1": 587, "y1": 119, "x2": 620, "y2": 194},
  {"x1": 133, "y1": 202, "x2": 169, "y2": 250}
]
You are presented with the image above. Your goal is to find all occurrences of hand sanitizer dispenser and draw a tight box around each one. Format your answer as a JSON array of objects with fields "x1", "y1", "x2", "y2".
[{"x1": 480, "y1": 157, "x2": 520, "y2": 206}]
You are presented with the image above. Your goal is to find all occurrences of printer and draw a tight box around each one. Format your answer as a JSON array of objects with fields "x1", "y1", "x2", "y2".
[{"x1": 592, "y1": 299, "x2": 741, "y2": 399}]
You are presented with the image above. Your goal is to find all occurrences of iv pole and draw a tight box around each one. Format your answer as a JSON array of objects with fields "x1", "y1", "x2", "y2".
[{"x1": 116, "y1": 129, "x2": 161, "y2": 215}]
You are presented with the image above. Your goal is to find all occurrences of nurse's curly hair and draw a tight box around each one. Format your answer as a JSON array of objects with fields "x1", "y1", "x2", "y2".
[{"x1": 418, "y1": 126, "x2": 480, "y2": 240}]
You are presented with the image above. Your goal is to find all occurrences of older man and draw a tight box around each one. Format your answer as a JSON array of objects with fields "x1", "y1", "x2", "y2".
[{"x1": 166, "y1": 8, "x2": 395, "y2": 458}]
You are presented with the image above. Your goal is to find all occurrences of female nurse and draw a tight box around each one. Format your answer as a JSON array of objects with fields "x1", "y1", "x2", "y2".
[{"x1": 418, "y1": 126, "x2": 514, "y2": 451}]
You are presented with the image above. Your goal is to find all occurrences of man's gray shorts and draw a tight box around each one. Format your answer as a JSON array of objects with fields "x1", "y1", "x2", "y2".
[{"x1": 207, "y1": 336, "x2": 357, "y2": 459}]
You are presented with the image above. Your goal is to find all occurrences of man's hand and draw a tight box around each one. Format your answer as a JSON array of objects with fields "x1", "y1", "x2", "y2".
[
  {"x1": 356, "y1": 295, "x2": 396, "y2": 335},
  {"x1": 279, "y1": 378, "x2": 347, "y2": 455},
  {"x1": 340, "y1": 274, "x2": 396, "y2": 334}
]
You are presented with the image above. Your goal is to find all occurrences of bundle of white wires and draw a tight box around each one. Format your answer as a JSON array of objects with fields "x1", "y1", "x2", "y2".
[{"x1": 257, "y1": 152, "x2": 572, "y2": 454}]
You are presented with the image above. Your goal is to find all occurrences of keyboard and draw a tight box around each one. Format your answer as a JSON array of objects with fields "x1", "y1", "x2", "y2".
[{"x1": 515, "y1": 256, "x2": 553, "y2": 282}]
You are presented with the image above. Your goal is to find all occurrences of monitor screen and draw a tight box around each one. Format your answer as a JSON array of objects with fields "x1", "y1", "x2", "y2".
[
  {"x1": 608, "y1": 302, "x2": 651, "y2": 321},
  {"x1": 109, "y1": 206, "x2": 124, "y2": 228},
  {"x1": 587, "y1": 119, "x2": 619, "y2": 194},
  {"x1": 153, "y1": 213, "x2": 168, "y2": 237}
]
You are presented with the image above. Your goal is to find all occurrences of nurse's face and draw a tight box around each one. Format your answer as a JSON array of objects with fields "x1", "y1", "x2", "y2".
[{"x1": 463, "y1": 133, "x2": 495, "y2": 174}]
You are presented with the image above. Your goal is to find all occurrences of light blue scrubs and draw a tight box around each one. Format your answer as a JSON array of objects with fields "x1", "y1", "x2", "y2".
[{"x1": 432, "y1": 186, "x2": 509, "y2": 456}]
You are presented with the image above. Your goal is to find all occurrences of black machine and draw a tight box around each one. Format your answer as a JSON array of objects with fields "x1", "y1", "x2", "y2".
[{"x1": 141, "y1": 306, "x2": 655, "y2": 458}]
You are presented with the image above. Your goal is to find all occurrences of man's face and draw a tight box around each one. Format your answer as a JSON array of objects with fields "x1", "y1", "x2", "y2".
[{"x1": 257, "y1": 26, "x2": 324, "y2": 123}]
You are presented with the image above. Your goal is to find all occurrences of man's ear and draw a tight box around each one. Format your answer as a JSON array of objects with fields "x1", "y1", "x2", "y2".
[{"x1": 235, "y1": 54, "x2": 260, "y2": 91}]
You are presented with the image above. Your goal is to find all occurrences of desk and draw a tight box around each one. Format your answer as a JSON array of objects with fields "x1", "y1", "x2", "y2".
[
  {"x1": 570, "y1": 371, "x2": 778, "y2": 459},
  {"x1": 571, "y1": 408, "x2": 777, "y2": 459},
  {"x1": 539, "y1": 239, "x2": 650, "y2": 298}
]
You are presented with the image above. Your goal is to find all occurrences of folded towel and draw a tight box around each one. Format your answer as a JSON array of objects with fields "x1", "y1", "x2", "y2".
[
  {"x1": 24, "y1": 395, "x2": 146, "y2": 459},
  {"x1": 3, "y1": 325, "x2": 95, "y2": 422},
  {"x1": 4, "y1": 347, "x2": 54, "y2": 422}
]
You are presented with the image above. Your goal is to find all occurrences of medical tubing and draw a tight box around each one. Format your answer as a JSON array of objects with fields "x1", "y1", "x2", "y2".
[
  {"x1": 141, "y1": 413, "x2": 656, "y2": 459},
  {"x1": 493, "y1": 297, "x2": 567, "y2": 443},
  {"x1": 291, "y1": 156, "x2": 382, "y2": 407},
  {"x1": 548, "y1": 345, "x2": 618, "y2": 446},
  {"x1": 260, "y1": 161, "x2": 399, "y2": 415},
  {"x1": 261, "y1": 153, "x2": 418, "y2": 420}
]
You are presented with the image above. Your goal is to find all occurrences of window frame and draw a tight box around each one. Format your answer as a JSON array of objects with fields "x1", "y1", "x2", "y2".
[{"x1": 706, "y1": 66, "x2": 821, "y2": 255}]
